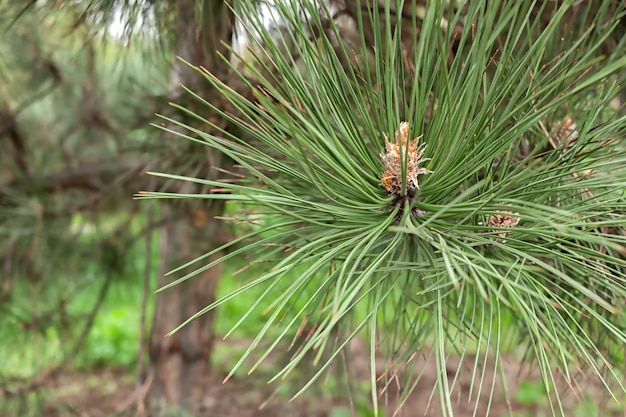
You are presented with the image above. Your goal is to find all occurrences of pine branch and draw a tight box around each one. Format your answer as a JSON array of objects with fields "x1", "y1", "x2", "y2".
[{"x1": 141, "y1": 1, "x2": 626, "y2": 415}]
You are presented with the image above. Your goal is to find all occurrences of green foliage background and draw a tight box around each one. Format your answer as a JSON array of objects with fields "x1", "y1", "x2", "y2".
[{"x1": 0, "y1": 5, "x2": 166, "y2": 408}]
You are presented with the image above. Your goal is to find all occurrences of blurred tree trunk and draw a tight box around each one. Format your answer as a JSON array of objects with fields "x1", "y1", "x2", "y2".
[{"x1": 147, "y1": 0, "x2": 233, "y2": 414}]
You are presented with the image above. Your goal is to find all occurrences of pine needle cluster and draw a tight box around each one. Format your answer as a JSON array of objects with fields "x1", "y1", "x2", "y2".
[{"x1": 143, "y1": 0, "x2": 626, "y2": 415}]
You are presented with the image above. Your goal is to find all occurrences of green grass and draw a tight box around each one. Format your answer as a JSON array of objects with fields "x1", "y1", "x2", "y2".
[{"x1": 75, "y1": 280, "x2": 149, "y2": 370}]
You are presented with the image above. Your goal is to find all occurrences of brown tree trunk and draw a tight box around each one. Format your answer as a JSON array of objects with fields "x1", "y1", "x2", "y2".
[
  {"x1": 149, "y1": 212, "x2": 223, "y2": 414},
  {"x1": 147, "y1": 0, "x2": 233, "y2": 414}
]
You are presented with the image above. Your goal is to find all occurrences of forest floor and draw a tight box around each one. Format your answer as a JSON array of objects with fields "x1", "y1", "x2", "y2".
[{"x1": 38, "y1": 339, "x2": 623, "y2": 417}]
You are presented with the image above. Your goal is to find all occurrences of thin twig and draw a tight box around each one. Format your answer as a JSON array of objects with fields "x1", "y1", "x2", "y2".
[{"x1": 136, "y1": 185, "x2": 154, "y2": 415}]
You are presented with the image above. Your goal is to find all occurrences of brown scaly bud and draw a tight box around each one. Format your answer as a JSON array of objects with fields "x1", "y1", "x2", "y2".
[
  {"x1": 380, "y1": 122, "x2": 431, "y2": 196},
  {"x1": 488, "y1": 209, "x2": 520, "y2": 241}
]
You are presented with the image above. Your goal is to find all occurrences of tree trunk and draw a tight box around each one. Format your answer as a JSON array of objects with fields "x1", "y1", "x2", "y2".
[
  {"x1": 147, "y1": 1, "x2": 233, "y2": 414},
  {"x1": 149, "y1": 212, "x2": 222, "y2": 414}
]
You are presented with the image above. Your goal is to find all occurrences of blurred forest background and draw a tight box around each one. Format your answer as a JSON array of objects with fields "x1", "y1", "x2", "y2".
[
  {"x1": 1, "y1": 1, "x2": 625, "y2": 417},
  {"x1": 0, "y1": 1, "x2": 238, "y2": 415}
]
